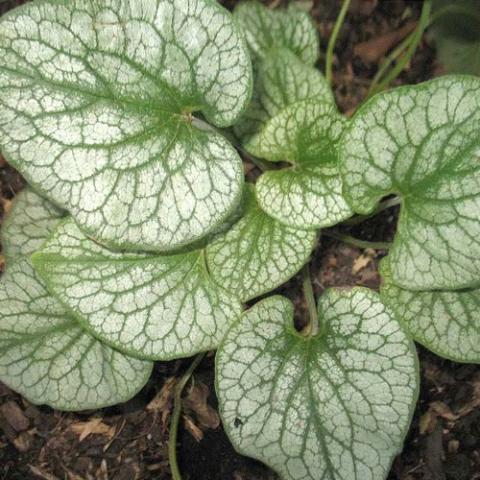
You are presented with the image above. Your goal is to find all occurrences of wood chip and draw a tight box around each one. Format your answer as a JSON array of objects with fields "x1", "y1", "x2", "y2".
[
  {"x1": 183, "y1": 382, "x2": 220, "y2": 430},
  {"x1": 146, "y1": 377, "x2": 176, "y2": 432},
  {"x1": 1, "y1": 401, "x2": 30, "y2": 431},
  {"x1": 419, "y1": 409, "x2": 437, "y2": 435},
  {"x1": 29, "y1": 466, "x2": 60, "y2": 480},
  {"x1": 70, "y1": 418, "x2": 115, "y2": 442},
  {"x1": 352, "y1": 249, "x2": 375, "y2": 275},
  {"x1": 354, "y1": 21, "x2": 417, "y2": 63},
  {"x1": 448, "y1": 439, "x2": 460, "y2": 454},
  {"x1": 147, "y1": 377, "x2": 175, "y2": 412},
  {"x1": 96, "y1": 459, "x2": 109, "y2": 480},
  {"x1": 183, "y1": 414, "x2": 204, "y2": 442},
  {"x1": 430, "y1": 401, "x2": 458, "y2": 422},
  {"x1": 13, "y1": 431, "x2": 33, "y2": 452},
  {"x1": 2, "y1": 198, "x2": 13, "y2": 217}
]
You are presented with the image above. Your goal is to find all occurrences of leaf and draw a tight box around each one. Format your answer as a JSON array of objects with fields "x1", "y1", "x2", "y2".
[
  {"x1": 251, "y1": 101, "x2": 353, "y2": 229},
  {"x1": 206, "y1": 185, "x2": 316, "y2": 302},
  {"x1": 32, "y1": 217, "x2": 242, "y2": 360},
  {"x1": 0, "y1": 257, "x2": 153, "y2": 411},
  {"x1": 1, "y1": 188, "x2": 64, "y2": 260},
  {"x1": 233, "y1": 1, "x2": 319, "y2": 64},
  {"x1": 234, "y1": 48, "x2": 334, "y2": 146},
  {"x1": 216, "y1": 289, "x2": 419, "y2": 480},
  {"x1": 430, "y1": 0, "x2": 480, "y2": 76},
  {"x1": 340, "y1": 76, "x2": 480, "y2": 290},
  {"x1": 381, "y1": 262, "x2": 480, "y2": 363},
  {"x1": 0, "y1": 187, "x2": 153, "y2": 410},
  {"x1": 0, "y1": 0, "x2": 252, "y2": 252}
]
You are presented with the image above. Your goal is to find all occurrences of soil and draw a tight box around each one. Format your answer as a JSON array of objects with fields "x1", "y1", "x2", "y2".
[{"x1": 1, "y1": 1, "x2": 479, "y2": 479}]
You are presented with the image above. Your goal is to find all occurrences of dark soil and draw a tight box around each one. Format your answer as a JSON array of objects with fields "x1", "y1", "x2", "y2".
[{"x1": 1, "y1": 1, "x2": 479, "y2": 479}]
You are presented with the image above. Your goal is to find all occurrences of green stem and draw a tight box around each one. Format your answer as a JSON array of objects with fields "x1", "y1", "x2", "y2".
[
  {"x1": 344, "y1": 196, "x2": 401, "y2": 226},
  {"x1": 169, "y1": 353, "x2": 206, "y2": 480},
  {"x1": 324, "y1": 231, "x2": 392, "y2": 250},
  {"x1": 302, "y1": 264, "x2": 319, "y2": 336},
  {"x1": 326, "y1": 0, "x2": 352, "y2": 86},
  {"x1": 368, "y1": 31, "x2": 417, "y2": 97},
  {"x1": 369, "y1": 0, "x2": 432, "y2": 96}
]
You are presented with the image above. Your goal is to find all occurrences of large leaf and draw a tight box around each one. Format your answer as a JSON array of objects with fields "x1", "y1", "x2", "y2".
[
  {"x1": 0, "y1": 190, "x2": 152, "y2": 410},
  {"x1": 233, "y1": 1, "x2": 319, "y2": 65},
  {"x1": 340, "y1": 76, "x2": 480, "y2": 290},
  {"x1": 234, "y1": 48, "x2": 333, "y2": 145},
  {"x1": 206, "y1": 185, "x2": 316, "y2": 302},
  {"x1": 0, "y1": 0, "x2": 252, "y2": 252},
  {"x1": 430, "y1": 0, "x2": 480, "y2": 76},
  {"x1": 216, "y1": 289, "x2": 419, "y2": 480},
  {"x1": 381, "y1": 262, "x2": 480, "y2": 363},
  {"x1": 32, "y1": 218, "x2": 242, "y2": 361},
  {"x1": 1, "y1": 188, "x2": 64, "y2": 260},
  {"x1": 0, "y1": 257, "x2": 153, "y2": 411},
  {"x1": 251, "y1": 101, "x2": 352, "y2": 229}
]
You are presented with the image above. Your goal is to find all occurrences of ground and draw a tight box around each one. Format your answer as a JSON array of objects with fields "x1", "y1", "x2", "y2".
[{"x1": 1, "y1": 0, "x2": 479, "y2": 479}]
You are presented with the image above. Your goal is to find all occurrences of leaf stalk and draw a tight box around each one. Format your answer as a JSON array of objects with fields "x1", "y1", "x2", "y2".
[
  {"x1": 344, "y1": 196, "x2": 401, "y2": 226},
  {"x1": 326, "y1": 0, "x2": 352, "y2": 86},
  {"x1": 302, "y1": 264, "x2": 319, "y2": 337},
  {"x1": 169, "y1": 353, "x2": 206, "y2": 480},
  {"x1": 368, "y1": 0, "x2": 432, "y2": 97},
  {"x1": 324, "y1": 231, "x2": 392, "y2": 250}
]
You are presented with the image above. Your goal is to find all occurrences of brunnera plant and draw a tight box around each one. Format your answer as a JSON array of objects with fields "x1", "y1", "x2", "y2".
[{"x1": 0, "y1": 1, "x2": 478, "y2": 479}]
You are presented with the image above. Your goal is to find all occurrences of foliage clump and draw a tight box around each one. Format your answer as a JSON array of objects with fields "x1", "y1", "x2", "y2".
[{"x1": 0, "y1": 1, "x2": 479, "y2": 479}]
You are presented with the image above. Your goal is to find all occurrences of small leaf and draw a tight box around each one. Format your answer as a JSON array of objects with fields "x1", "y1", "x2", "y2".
[
  {"x1": 206, "y1": 185, "x2": 316, "y2": 302},
  {"x1": 32, "y1": 218, "x2": 242, "y2": 360},
  {"x1": 234, "y1": 1, "x2": 319, "y2": 64},
  {"x1": 430, "y1": 0, "x2": 480, "y2": 76},
  {"x1": 252, "y1": 101, "x2": 353, "y2": 229},
  {"x1": 0, "y1": 0, "x2": 252, "y2": 251},
  {"x1": 1, "y1": 188, "x2": 64, "y2": 260},
  {"x1": 216, "y1": 289, "x2": 419, "y2": 480},
  {"x1": 234, "y1": 49, "x2": 334, "y2": 145},
  {"x1": 0, "y1": 257, "x2": 153, "y2": 411},
  {"x1": 340, "y1": 76, "x2": 480, "y2": 290},
  {"x1": 381, "y1": 261, "x2": 480, "y2": 363}
]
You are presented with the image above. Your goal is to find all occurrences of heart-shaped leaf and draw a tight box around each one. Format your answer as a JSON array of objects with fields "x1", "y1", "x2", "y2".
[
  {"x1": 32, "y1": 218, "x2": 242, "y2": 361},
  {"x1": 234, "y1": 1, "x2": 319, "y2": 64},
  {"x1": 216, "y1": 289, "x2": 419, "y2": 480},
  {"x1": 206, "y1": 185, "x2": 316, "y2": 302},
  {"x1": 0, "y1": 0, "x2": 252, "y2": 252},
  {"x1": 0, "y1": 257, "x2": 153, "y2": 411},
  {"x1": 340, "y1": 76, "x2": 480, "y2": 290},
  {"x1": 234, "y1": 48, "x2": 333, "y2": 146},
  {"x1": 251, "y1": 101, "x2": 353, "y2": 229},
  {"x1": 381, "y1": 262, "x2": 480, "y2": 363},
  {"x1": 0, "y1": 190, "x2": 153, "y2": 410},
  {"x1": 1, "y1": 188, "x2": 64, "y2": 260}
]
